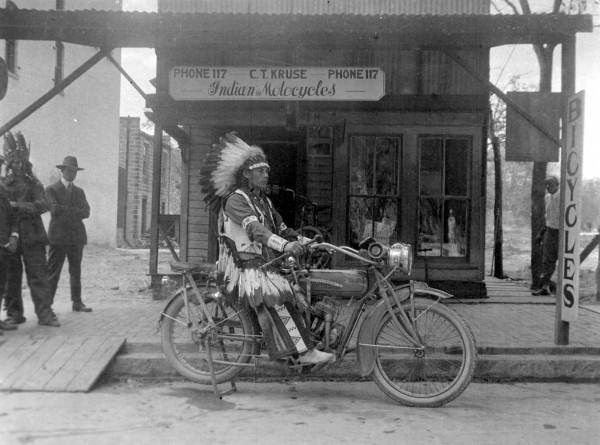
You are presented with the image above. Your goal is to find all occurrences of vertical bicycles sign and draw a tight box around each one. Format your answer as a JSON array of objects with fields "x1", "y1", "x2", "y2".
[{"x1": 559, "y1": 91, "x2": 585, "y2": 322}]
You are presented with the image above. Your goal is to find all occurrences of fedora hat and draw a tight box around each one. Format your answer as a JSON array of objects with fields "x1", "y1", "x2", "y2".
[{"x1": 57, "y1": 156, "x2": 84, "y2": 171}]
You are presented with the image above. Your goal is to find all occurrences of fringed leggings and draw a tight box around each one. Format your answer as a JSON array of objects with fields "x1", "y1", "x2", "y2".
[{"x1": 254, "y1": 302, "x2": 314, "y2": 360}]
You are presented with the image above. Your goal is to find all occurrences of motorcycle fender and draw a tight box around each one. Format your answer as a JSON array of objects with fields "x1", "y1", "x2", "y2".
[
  {"x1": 411, "y1": 282, "x2": 454, "y2": 299},
  {"x1": 357, "y1": 286, "x2": 410, "y2": 377},
  {"x1": 356, "y1": 285, "x2": 454, "y2": 377},
  {"x1": 158, "y1": 287, "x2": 194, "y2": 324}
]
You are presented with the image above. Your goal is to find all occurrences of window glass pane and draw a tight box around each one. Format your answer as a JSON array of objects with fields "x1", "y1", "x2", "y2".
[
  {"x1": 443, "y1": 200, "x2": 467, "y2": 257},
  {"x1": 418, "y1": 198, "x2": 442, "y2": 256},
  {"x1": 348, "y1": 196, "x2": 373, "y2": 246},
  {"x1": 372, "y1": 197, "x2": 398, "y2": 244},
  {"x1": 374, "y1": 137, "x2": 398, "y2": 195},
  {"x1": 420, "y1": 138, "x2": 443, "y2": 196},
  {"x1": 445, "y1": 139, "x2": 469, "y2": 196},
  {"x1": 349, "y1": 197, "x2": 399, "y2": 246},
  {"x1": 349, "y1": 136, "x2": 375, "y2": 195},
  {"x1": 349, "y1": 135, "x2": 401, "y2": 248}
]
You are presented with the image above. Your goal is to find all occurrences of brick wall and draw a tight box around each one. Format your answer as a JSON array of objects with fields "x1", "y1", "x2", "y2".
[{"x1": 118, "y1": 117, "x2": 181, "y2": 247}]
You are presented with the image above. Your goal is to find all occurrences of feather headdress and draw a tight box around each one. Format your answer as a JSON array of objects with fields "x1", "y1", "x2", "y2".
[
  {"x1": 200, "y1": 132, "x2": 268, "y2": 210},
  {"x1": 3, "y1": 131, "x2": 30, "y2": 165}
]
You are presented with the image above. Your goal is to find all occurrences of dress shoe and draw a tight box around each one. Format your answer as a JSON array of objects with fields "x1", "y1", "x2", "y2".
[
  {"x1": 5, "y1": 315, "x2": 26, "y2": 325},
  {"x1": 298, "y1": 348, "x2": 334, "y2": 364},
  {"x1": 72, "y1": 303, "x2": 92, "y2": 312},
  {"x1": 532, "y1": 287, "x2": 550, "y2": 296},
  {"x1": 0, "y1": 320, "x2": 18, "y2": 331},
  {"x1": 38, "y1": 317, "x2": 61, "y2": 327}
]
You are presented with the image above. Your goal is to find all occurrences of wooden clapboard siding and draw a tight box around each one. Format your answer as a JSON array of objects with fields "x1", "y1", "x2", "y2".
[
  {"x1": 184, "y1": 126, "x2": 214, "y2": 263},
  {"x1": 159, "y1": 0, "x2": 490, "y2": 16},
  {"x1": 306, "y1": 139, "x2": 333, "y2": 225},
  {"x1": 163, "y1": 45, "x2": 487, "y2": 100}
]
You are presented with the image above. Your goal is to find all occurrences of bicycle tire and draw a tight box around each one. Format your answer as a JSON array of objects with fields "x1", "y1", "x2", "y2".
[
  {"x1": 160, "y1": 290, "x2": 260, "y2": 384},
  {"x1": 371, "y1": 298, "x2": 476, "y2": 407}
]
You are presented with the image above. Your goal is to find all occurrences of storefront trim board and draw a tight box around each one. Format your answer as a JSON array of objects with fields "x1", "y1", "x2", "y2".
[{"x1": 169, "y1": 66, "x2": 385, "y2": 101}]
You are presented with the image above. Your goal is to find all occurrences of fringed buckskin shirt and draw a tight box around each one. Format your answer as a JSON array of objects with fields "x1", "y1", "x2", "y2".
[
  {"x1": 223, "y1": 186, "x2": 298, "y2": 259},
  {"x1": 219, "y1": 185, "x2": 301, "y2": 308}
]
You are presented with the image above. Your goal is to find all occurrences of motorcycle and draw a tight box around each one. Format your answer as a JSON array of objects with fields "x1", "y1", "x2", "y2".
[{"x1": 159, "y1": 238, "x2": 477, "y2": 407}]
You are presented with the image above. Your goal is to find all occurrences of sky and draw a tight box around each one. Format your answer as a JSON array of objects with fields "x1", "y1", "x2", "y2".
[{"x1": 119, "y1": 0, "x2": 600, "y2": 178}]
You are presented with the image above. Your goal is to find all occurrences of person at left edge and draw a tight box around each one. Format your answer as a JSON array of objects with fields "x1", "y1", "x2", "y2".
[
  {"x1": 0, "y1": 152, "x2": 19, "y2": 332},
  {"x1": 2, "y1": 131, "x2": 60, "y2": 327},
  {"x1": 46, "y1": 156, "x2": 92, "y2": 312}
]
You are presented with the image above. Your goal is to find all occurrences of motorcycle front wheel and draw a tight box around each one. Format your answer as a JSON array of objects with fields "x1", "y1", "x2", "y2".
[
  {"x1": 160, "y1": 290, "x2": 260, "y2": 384},
  {"x1": 371, "y1": 298, "x2": 476, "y2": 407}
]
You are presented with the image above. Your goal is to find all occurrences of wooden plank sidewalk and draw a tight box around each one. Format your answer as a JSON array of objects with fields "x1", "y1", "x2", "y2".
[
  {"x1": 484, "y1": 277, "x2": 533, "y2": 298},
  {"x1": 0, "y1": 335, "x2": 125, "y2": 392}
]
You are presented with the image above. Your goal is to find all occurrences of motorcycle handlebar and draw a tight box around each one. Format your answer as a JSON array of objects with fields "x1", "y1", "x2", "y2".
[
  {"x1": 260, "y1": 237, "x2": 378, "y2": 270},
  {"x1": 309, "y1": 242, "x2": 378, "y2": 265}
]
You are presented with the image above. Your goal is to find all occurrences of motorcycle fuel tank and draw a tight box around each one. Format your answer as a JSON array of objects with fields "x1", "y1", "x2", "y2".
[{"x1": 298, "y1": 269, "x2": 369, "y2": 297}]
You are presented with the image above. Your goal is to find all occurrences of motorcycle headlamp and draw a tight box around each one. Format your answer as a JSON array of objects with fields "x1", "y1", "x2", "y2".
[{"x1": 387, "y1": 243, "x2": 413, "y2": 275}]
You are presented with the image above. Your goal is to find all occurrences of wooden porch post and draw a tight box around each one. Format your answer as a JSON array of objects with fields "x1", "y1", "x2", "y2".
[
  {"x1": 149, "y1": 123, "x2": 163, "y2": 287},
  {"x1": 555, "y1": 35, "x2": 576, "y2": 345}
]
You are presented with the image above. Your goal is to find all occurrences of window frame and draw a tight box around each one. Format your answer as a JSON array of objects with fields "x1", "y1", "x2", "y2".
[
  {"x1": 417, "y1": 134, "x2": 472, "y2": 260},
  {"x1": 346, "y1": 133, "x2": 403, "y2": 247}
]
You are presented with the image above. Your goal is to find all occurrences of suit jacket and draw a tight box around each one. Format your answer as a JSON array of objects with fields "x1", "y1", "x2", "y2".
[
  {"x1": 1, "y1": 174, "x2": 49, "y2": 246},
  {"x1": 0, "y1": 188, "x2": 17, "y2": 252},
  {"x1": 46, "y1": 180, "x2": 90, "y2": 245}
]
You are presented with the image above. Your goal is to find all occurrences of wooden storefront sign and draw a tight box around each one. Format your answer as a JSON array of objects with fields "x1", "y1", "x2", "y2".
[
  {"x1": 505, "y1": 92, "x2": 561, "y2": 162},
  {"x1": 169, "y1": 66, "x2": 385, "y2": 101},
  {"x1": 559, "y1": 91, "x2": 585, "y2": 322}
]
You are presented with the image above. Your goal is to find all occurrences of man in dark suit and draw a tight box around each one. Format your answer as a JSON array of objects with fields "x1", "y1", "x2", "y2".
[{"x1": 46, "y1": 156, "x2": 92, "y2": 312}]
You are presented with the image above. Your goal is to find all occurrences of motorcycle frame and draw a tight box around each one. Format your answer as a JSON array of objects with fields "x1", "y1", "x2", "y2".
[
  {"x1": 315, "y1": 266, "x2": 425, "y2": 361},
  {"x1": 160, "y1": 244, "x2": 450, "y2": 376}
]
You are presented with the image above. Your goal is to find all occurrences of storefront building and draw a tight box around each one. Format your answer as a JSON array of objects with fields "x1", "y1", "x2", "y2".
[
  {"x1": 153, "y1": 0, "x2": 495, "y2": 293},
  {"x1": 0, "y1": 2, "x2": 592, "y2": 294}
]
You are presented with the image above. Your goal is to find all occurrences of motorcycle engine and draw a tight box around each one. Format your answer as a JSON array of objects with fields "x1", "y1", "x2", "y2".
[{"x1": 310, "y1": 299, "x2": 345, "y2": 349}]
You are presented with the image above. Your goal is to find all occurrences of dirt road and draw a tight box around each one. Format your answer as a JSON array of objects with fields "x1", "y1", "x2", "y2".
[{"x1": 1, "y1": 381, "x2": 599, "y2": 445}]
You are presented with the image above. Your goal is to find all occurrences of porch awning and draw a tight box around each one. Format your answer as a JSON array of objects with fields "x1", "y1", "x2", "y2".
[{"x1": 0, "y1": 8, "x2": 593, "y2": 49}]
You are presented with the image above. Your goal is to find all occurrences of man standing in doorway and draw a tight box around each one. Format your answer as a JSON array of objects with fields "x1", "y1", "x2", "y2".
[
  {"x1": 533, "y1": 175, "x2": 560, "y2": 296},
  {"x1": 46, "y1": 156, "x2": 92, "y2": 312}
]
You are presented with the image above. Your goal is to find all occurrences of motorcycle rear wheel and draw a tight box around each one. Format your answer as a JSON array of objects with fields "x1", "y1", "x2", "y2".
[
  {"x1": 371, "y1": 299, "x2": 476, "y2": 407},
  {"x1": 160, "y1": 290, "x2": 260, "y2": 384}
]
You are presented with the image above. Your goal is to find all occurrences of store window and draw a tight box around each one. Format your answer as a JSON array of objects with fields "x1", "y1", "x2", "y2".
[
  {"x1": 348, "y1": 135, "x2": 401, "y2": 247},
  {"x1": 418, "y1": 136, "x2": 471, "y2": 258}
]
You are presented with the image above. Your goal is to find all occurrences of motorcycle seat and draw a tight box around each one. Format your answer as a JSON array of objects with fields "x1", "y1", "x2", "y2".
[{"x1": 170, "y1": 261, "x2": 217, "y2": 275}]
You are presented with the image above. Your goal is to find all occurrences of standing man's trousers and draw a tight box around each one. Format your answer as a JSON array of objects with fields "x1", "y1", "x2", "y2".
[{"x1": 48, "y1": 243, "x2": 84, "y2": 305}]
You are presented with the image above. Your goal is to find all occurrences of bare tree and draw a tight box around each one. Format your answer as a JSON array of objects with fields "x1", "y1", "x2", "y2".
[{"x1": 494, "y1": 0, "x2": 563, "y2": 288}]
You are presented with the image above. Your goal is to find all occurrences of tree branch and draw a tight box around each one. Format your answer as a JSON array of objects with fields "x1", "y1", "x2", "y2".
[
  {"x1": 518, "y1": 0, "x2": 531, "y2": 14},
  {"x1": 504, "y1": 0, "x2": 522, "y2": 14},
  {"x1": 552, "y1": 0, "x2": 563, "y2": 14}
]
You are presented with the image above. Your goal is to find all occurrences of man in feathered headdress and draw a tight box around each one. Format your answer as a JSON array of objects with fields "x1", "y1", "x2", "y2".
[
  {"x1": 200, "y1": 132, "x2": 333, "y2": 364},
  {"x1": 1, "y1": 131, "x2": 60, "y2": 327},
  {"x1": 0, "y1": 152, "x2": 19, "y2": 332}
]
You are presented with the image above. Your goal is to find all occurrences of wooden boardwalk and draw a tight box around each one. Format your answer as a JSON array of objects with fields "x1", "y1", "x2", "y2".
[
  {"x1": 484, "y1": 277, "x2": 534, "y2": 298},
  {"x1": 0, "y1": 335, "x2": 124, "y2": 392}
]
